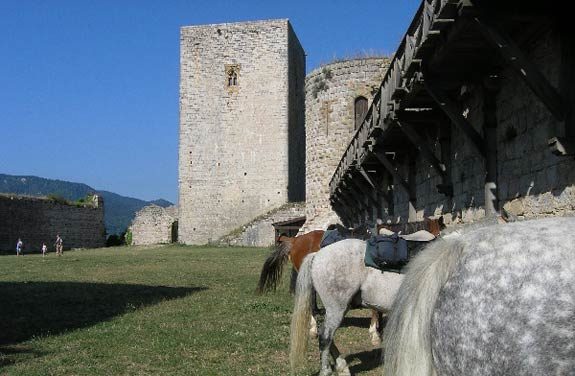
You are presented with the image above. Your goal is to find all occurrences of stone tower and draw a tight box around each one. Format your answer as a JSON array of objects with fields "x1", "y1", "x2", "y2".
[
  {"x1": 179, "y1": 19, "x2": 305, "y2": 244},
  {"x1": 302, "y1": 58, "x2": 389, "y2": 232}
]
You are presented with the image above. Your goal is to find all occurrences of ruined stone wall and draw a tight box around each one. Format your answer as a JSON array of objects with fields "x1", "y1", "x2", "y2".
[
  {"x1": 0, "y1": 194, "x2": 106, "y2": 252},
  {"x1": 389, "y1": 29, "x2": 574, "y2": 224},
  {"x1": 179, "y1": 19, "x2": 305, "y2": 245},
  {"x1": 303, "y1": 58, "x2": 390, "y2": 232},
  {"x1": 217, "y1": 202, "x2": 305, "y2": 247},
  {"x1": 130, "y1": 205, "x2": 178, "y2": 246}
]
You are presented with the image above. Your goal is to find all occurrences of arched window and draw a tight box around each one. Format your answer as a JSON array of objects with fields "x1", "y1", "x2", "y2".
[{"x1": 354, "y1": 96, "x2": 368, "y2": 130}]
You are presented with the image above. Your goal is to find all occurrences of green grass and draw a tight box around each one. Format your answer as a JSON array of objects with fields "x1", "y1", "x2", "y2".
[{"x1": 0, "y1": 245, "x2": 383, "y2": 375}]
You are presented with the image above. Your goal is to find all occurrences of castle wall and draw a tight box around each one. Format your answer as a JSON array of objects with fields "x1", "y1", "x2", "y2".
[
  {"x1": 217, "y1": 202, "x2": 305, "y2": 247},
  {"x1": 179, "y1": 19, "x2": 305, "y2": 244},
  {"x1": 0, "y1": 194, "x2": 106, "y2": 252},
  {"x1": 130, "y1": 205, "x2": 178, "y2": 246},
  {"x1": 388, "y1": 29, "x2": 575, "y2": 224},
  {"x1": 303, "y1": 58, "x2": 390, "y2": 231}
]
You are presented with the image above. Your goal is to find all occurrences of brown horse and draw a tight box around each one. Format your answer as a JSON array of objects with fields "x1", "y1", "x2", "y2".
[{"x1": 256, "y1": 230, "x2": 324, "y2": 294}]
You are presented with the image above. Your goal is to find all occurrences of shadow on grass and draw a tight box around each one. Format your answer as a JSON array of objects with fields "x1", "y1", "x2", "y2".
[
  {"x1": 0, "y1": 281, "x2": 206, "y2": 347},
  {"x1": 348, "y1": 348, "x2": 383, "y2": 374}
]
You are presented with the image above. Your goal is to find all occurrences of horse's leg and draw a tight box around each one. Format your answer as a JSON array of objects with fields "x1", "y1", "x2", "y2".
[
  {"x1": 318, "y1": 306, "x2": 348, "y2": 376},
  {"x1": 368, "y1": 309, "x2": 382, "y2": 346},
  {"x1": 309, "y1": 314, "x2": 318, "y2": 338},
  {"x1": 309, "y1": 287, "x2": 319, "y2": 338}
]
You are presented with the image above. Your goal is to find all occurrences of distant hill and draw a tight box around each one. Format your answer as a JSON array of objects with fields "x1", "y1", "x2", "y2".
[{"x1": 0, "y1": 174, "x2": 173, "y2": 235}]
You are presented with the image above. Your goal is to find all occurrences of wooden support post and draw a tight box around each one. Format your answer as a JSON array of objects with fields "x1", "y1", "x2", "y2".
[
  {"x1": 550, "y1": 25, "x2": 575, "y2": 155},
  {"x1": 424, "y1": 76, "x2": 486, "y2": 157},
  {"x1": 407, "y1": 152, "x2": 418, "y2": 223},
  {"x1": 483, "y1": 78, "x2": 500, "y2": 216},
  {"x1": 473, "y1": 16, "x2": 565, "y2": 122},
  {"x1": 340, "y1": 181, "x2": 367, "y2": 214},
  {"x1": 331, "y1": 198, "x2": 352, "y2": 226},
  {"x1": 335, "y1": 189, "x2": 356, "y2": 220},
  {"x1": 438, "y1": 122, "x2": 454, "y2": 197}
]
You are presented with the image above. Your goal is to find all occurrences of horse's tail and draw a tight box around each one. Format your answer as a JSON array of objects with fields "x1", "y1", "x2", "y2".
[
  {"x1": 289, "y1": 252, "x2": 315, "y2": 372},
  {"x1": 383, "y1": 238, "x2": 465, "y2": 376},
  {"x1": 256, "y1": 238, "x2": 292, "y2": 294}
]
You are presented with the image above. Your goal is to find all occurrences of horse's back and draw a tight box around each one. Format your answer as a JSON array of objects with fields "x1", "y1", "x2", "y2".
[{"x1": 432, "y1": 217, "x2": 575, "y2": 375}]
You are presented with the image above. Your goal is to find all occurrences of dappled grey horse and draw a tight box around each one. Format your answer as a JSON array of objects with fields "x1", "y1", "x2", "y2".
[
  {"x1": 289, "y1": 238, "x2": 404, "y2": 376},
  {"x1": 384, "y1": 216, "x2": 575, "y2": 376}
]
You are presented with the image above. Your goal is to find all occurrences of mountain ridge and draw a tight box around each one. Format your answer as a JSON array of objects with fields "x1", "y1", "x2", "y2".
[{"x1": 0, "y1": 173, "x2": 173, "y2": 235}]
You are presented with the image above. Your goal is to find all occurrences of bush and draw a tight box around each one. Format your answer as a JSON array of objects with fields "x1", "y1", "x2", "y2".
[{"x1": 125, "y1": 230, "x2": 132, "y2": 246}]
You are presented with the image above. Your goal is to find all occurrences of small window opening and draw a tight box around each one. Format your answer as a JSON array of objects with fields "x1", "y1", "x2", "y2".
[{"x1": 225, "y1": 64, "x2": 240, "y2": 88}]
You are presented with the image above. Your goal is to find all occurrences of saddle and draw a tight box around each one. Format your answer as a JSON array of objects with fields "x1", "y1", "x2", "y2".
[{"x1": 365, "y1": 229, "x2": 436, "y2": 273}]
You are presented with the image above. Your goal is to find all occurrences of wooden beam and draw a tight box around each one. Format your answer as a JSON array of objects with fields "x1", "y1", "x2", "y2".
[
  {"x1": 373, "y1": 151, "x2": 411, "y2": 194},
  {"x1": 396, "y1": 120, "x2": 446, "y2": 178},
  {"x1": 483, "y1": 79, "x2": 500, "y2": 216},
  {"x1": 340, "y1": 181, "x2": 367, "y2": 211},
  {"x1": 407, "y1": 152, "x2": 417, "y2": 222},
  {"x1": 423, "y1": 77, "x2": 486, "y2": 156},
  {"x1": 357, "y1": 165, "x2": 376, "y2": 189},
  {"x1": 348, "y1": 174, "x2": 379, "y2": 208},
  {"x1": 438, "y1": 122, "x2": 454, "y2": 197},
  {"x1": 473, "y1": 15, "x2": 565, "y2": 122}
]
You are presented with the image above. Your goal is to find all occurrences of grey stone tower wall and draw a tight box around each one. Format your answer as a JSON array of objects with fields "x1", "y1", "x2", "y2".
[
  {"x1": 0, "y1": 194, "x2": 106, "y2": 252},
  {"x1": 302, "y1": 58, "x2": 390, "y2": 232},
  {"x1": 179, "y1": 19, "x2": 305, "y2": 244}
]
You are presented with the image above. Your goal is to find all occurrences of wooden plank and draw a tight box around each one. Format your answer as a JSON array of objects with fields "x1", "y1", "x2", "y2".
[
  {"x1": 373, "y1": 151, "x2": 411, "y2": 194},
  {"x1": 473, "y1": 15, "x2": 565, "y2": 121},
  {"x1": 424, "y1": 77, "x2": 486, "y2": 156}
]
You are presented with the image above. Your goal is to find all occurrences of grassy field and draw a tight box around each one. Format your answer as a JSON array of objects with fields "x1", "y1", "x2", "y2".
[{"x1": 0, "y1": 245, "x2": 383, "y2": 375}]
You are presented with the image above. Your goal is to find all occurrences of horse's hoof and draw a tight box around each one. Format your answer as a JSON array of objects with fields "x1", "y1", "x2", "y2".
[
  {"x1": 319, "y1": 368, "x2": 333, "y2": 376},
  {"x1": 335, "y1": 357, "x2": 351, "y2": 376},
  {"x1": 370, "y1": 333, "x2": 382, "y2": 346}
]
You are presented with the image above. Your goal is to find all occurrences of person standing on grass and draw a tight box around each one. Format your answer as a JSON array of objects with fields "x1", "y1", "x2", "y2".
[
  {"x1": 16, "y1": 238, "x2": 23, "y2": 256},
  {"x1": 41, "y1": 242, "x2": 47, "y2": 257},
  {"x1": 55, "y1": 234, "x2": 63, "y2": 256}
]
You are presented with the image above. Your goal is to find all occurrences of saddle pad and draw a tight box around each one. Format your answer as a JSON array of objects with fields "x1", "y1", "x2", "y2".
[
  {"x1": 320, "y1": 229, "x2": 346, "y2": 248},
  {"x1": 365, "y1": 233, "x2": 408, "y2": 271}
]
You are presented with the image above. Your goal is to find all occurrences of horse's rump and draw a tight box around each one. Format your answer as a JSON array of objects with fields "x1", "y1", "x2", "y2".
[{"x1": 384, "y1": 216, "x2": 575, "y2": 376}]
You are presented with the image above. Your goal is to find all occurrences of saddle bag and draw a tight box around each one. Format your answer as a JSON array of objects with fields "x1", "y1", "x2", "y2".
[
  {"x1": 320, "y1": 229, "x2": 346, "y2": 248},
  {"x1": 365, "y1": 233, "x2": 408, "y2": 270}
]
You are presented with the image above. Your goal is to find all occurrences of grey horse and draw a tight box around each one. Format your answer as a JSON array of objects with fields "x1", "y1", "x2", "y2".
[
  {"x1": 289, "y1": 238, "x2": 404, "y2": 376},
  {"x1": 384, "y1": 216, "x2": 575, "y2": 376}
]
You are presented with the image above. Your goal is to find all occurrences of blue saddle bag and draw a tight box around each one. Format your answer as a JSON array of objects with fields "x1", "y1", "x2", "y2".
[{"x1": 365, "y1": 233, "x2": 408, "y2": 270}]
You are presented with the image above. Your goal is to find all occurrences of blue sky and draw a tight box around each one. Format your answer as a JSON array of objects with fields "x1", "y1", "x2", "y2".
[{"x1": 0, "y1": 0, "x2": 419, "y2": 203}]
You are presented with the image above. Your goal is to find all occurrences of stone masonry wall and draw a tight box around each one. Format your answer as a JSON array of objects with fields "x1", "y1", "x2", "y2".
[
  {"x1": 388, "y1": 29, "x2": 574, "y2": 224},
  {"x1": 218, "y1": 202, "x2": 305, "y2": 247},
  {"x1": 179, "y1": 19, "x2": 305, "y2": 244},
  {"x1": 0, "y1": 194, "x2": 106, "y2": 252},
  {"x1": 130, "y1": 205, "x2": 178, "y2": 246},
  {"x1": 303, "y1": 58, "x2": 390, "y2": 232}
]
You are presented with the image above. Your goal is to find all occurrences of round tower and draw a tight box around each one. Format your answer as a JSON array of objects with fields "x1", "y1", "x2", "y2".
[{"x1": 303, "y1": 57, "x2": 390, "y2": 232}]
